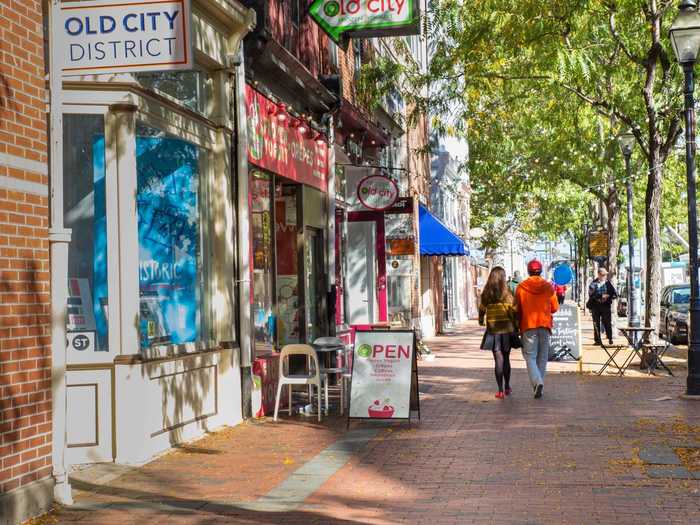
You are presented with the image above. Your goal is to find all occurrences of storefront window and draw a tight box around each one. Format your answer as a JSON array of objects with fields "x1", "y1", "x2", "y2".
[
  {"x1": 136, "y1": 122, "x2": 206, "y2": 349},
  {"x1": 63, "y1": 114, "x2": 109, "y2": 351},
  {"x1": 137, "y1": 70, "x2": 211, "y2": 115},
  {"x1": 275, "y1": 184, "x2": 301, "y2": 345},
  {"x1": 251, "y1": 171, "x2": 274, "y2": 354},
  {"x1": 387, "y1": 256, "x2": 413, "y2": 326}
]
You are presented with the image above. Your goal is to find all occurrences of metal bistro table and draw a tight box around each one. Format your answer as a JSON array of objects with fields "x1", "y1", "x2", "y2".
[
  {"x1": 597, "y1": 326, "x2": 654, "y2": 376},
  {"x1": 310, "y1": 338, "x2": 350, "y2": 414}
]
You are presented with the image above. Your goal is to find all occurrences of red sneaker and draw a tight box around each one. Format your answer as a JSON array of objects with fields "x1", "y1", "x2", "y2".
[
  {"x1": 505, "y1": 388, "x2": 512, "y2": 396},
  {"x1": 495, "y1": 392, "x2": 505, "y2": 399}
]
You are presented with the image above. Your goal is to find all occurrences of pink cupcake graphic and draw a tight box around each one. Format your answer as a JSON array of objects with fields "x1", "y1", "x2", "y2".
[{"x1": 368, "y1": 399, "x2": 394, "y2": 418}]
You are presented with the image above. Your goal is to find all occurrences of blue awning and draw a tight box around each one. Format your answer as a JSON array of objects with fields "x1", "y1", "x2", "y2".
[{"x1": 418, "y1": 205, "x2": 469, "y2": 256}]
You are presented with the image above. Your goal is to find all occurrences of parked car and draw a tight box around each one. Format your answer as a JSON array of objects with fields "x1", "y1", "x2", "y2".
[{"x1": 659, "y1": 284, "x2": 690, "y2": 344}]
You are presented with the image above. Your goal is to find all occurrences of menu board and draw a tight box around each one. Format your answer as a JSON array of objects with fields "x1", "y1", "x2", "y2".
[
  {"x1": 349, "y1": 330, "x2": 418, "y2": 420},
  {"x1": 549, "y1": 304, "x2": 581, "y2": 359}
]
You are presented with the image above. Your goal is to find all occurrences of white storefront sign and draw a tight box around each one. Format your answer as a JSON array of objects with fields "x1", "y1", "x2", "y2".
[
  {"x1": 349, "y1": 330, "x2": 415, "y2": 419},
  {"x1": 58, "y1": 0, "x2": 192, "y2": 76},
  {"x1": 357, "y1": 174, "x2": 398, "y2": 211}
]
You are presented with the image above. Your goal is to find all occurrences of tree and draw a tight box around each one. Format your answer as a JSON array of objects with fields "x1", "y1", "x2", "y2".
[{"x1": 410, "y1": 0, "x2": 685, "y2": 330}]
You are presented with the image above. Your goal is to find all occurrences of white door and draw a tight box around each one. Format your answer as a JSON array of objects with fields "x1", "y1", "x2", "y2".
[
  {"x1": 347, "y1": 221, "x2": 377, "y2": 324},
  {"x1": 63, "y1": 110, "x2": 118, "y2": 463}
]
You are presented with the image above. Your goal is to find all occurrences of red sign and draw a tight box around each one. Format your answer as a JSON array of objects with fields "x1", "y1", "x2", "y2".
[{"x1": 246, "y1": 85, "x2": 328, "y2": 191}]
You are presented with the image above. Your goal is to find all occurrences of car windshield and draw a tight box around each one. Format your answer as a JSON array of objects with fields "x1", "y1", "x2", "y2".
[{"x1": 672, "y1": 289, "x2": 690, "y2": 304}]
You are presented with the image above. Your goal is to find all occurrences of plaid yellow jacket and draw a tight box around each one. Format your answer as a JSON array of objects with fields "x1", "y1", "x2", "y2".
[{"x1": 478, "y1": 302, "x2": 517, "y2": 334}]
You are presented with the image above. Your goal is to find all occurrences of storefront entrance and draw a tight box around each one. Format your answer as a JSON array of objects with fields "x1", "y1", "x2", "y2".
[{"x1": 345, "y1": 216, "x2": 387, "y2": 325}]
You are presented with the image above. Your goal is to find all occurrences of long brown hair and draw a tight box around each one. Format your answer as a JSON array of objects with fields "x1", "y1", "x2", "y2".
[{"x1": 480, "y1": 266, "x2": 513, "y2": 306}]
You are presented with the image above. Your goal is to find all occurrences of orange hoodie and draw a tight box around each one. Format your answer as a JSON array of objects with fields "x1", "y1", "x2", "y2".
[{"x1": 515, "y1": 276, "x2": 559, "y2": 333}]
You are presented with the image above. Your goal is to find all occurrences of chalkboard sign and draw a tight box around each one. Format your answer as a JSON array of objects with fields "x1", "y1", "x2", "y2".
[{"x1": 549, "y1": 304, "x2": 581, "y2": 360}]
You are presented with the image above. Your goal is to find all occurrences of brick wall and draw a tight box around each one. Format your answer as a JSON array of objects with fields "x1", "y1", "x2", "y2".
[{"x1": 0, "y1": 0, "x2": 53, "y2": 504}]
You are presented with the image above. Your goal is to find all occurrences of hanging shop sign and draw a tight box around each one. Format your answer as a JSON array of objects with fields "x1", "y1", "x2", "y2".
[
  {"x1": 588, "y1": 230, "x2": 609, "y2": 259},
  {"x1": 58, "y1": 0, "x2": 193, "y2": 76},
  {"x1": 246, "y1": 86, "x2": 329, "y2": 192},
  {"x1": 357, "y1": 174, "x2": 398, "y2": 210},
  {"x1": 310, "y1": 0, "x2": 420, "y2": 43},
  {"x1": 348, "y1": 330, "x2": 420, "y2": 422}
]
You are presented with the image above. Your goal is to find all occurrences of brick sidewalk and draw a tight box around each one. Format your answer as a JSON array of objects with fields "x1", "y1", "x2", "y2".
[{"x1": 39, "y1": 317, "x2": 700, "y2": 524}]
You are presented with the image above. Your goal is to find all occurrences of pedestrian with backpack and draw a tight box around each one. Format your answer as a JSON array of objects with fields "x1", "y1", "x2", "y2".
[
  {"x1": 479, "y1": 266, "x2": 519, "y2": 399},
  {"x1": 515, "y1": 260, "x2": 559, "y2": 398}
]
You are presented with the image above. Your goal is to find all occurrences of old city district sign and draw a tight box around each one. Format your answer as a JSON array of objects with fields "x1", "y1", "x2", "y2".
[{"x1": 310, "y1": 0, "x2": 420, "y2": 43}]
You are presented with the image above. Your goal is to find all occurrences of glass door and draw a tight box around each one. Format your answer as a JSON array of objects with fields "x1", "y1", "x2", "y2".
[
  {"x1": 304, "y1": 227, "x2": 326, "y2": 342},
  {"x1": 63, "y1": 113, "x2": 112, "y2": 364}
]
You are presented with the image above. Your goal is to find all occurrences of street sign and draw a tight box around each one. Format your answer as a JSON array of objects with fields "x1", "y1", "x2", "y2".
[
  {"x1": 348, "y1": 330, "x2": 419, "y2": 422},
  {"x1": 58, "y1": 0, "x2": 193, "y2": 76},
  {"x1": 588, "y1": 230, "x2": 609, "y2": 258},
  {"x1": 310, "y1": 0, "x2": 420, "y2": 43}
]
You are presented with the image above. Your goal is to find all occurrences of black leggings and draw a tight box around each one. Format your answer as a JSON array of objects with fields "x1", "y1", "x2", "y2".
[{"x1": 492, "y1": 350, "x2": 511, "y2": 392}]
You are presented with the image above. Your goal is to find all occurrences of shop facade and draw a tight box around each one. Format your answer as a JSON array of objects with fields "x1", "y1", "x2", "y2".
[{"x1": 59, "y1": 0, "x2": 255, "y2": 465}]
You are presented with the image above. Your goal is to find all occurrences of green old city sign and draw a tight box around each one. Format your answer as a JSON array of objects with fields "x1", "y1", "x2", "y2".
[{"x1": 310, "y1": 0, "x2": 420, "y2": 44}]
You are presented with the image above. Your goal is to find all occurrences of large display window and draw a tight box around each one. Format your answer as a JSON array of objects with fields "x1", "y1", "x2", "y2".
[
  {"x1": 251, "y1": 170, "x2": 274, "y2": 354},
  {"x1": 136, "y1": 122, "x2": 208, "y2": 349},
  {"x1": 275, "y1": 183, "x2": 301, "y2": 345}
]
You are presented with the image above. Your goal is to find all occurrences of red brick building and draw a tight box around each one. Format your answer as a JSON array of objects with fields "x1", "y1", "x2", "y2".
[{"x1": 0, "y1": 0, "x2": 54, "y2": 522}]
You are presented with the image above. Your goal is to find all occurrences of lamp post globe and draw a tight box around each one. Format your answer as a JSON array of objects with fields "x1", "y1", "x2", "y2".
[
  {"x1": 670, "y1": 0, "x2": 700, "y2": 396},
  {"x1": 616, "y1": 131, "x2": 640, "y2": 329},
  {"x1": 670, "y1": 1, "x2": 700, "y2": 64}
]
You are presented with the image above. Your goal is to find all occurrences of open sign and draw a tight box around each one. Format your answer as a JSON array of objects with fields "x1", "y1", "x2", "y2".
[{"x1": 357, "y1": 174, "x2": 398, "y2": 211}]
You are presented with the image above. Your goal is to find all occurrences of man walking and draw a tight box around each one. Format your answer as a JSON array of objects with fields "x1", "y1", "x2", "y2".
[
  {"x1": 515, "y1": 260, "x2": 559, "y2": 398},
  {"x1": 587, "y1": 267, "x2": 618, "y2": 346}
]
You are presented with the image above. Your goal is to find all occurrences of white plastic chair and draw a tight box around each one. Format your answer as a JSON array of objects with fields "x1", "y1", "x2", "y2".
[{"x1": 273, "y1": 344, "x2": 322, "y2": 422}]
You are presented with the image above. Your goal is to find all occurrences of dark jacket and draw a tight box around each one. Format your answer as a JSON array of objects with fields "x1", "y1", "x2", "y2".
[{"x1": 587, "y1": 279, "x2": 617, "y2": 310}]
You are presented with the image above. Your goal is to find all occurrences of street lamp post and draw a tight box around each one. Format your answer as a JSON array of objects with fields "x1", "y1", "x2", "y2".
[
  {"x1": 617, "y1": 132, "x2": 640, "y2": 328},
  {"x1": 670, "y1": 0, "x2": 700, "y2": 396}
]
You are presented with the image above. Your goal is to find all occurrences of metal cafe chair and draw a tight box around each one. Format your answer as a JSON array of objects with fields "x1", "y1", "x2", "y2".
[{"x1": 312, "y1": 337, "x2": 350, "y2": 415}]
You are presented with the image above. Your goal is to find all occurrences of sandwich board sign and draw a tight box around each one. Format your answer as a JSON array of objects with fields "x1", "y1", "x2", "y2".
[
  {"x1": 310, "y1": 0, "x2": 420, "y2": 43},
  {"x1": 57, "y1": 0, "x2": 193, "y2": 76},
  {"x1": 348, "y1": 329, "x2": 420, "y2": 425},
  {"x1": 549, "y1": 304, "x2": 581, "y2": 361}
]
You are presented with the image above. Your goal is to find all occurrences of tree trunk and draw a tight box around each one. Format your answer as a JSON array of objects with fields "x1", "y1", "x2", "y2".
[{"x1": 644, "y1": 150, "x2": 663, "y2": 333}]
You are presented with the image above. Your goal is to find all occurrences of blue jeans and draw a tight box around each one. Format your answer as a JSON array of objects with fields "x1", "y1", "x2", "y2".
[{"x1": 521, "y1": 328, "x2": 550, "y2": 388}]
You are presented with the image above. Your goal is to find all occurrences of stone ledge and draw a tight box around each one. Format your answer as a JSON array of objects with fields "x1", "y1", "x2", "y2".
[{"x1": 0, "y1": 477, "x2": 54, "y2": 525}]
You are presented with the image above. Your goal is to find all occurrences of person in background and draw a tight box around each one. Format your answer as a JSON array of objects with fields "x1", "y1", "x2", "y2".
[
  {"x1": 515, "y1": 260, "x2": 559, "y2": 399},
  {"x1": 479, "y1": 266, "x2": 518, "y2": 399},
  {"x1": 554, "y1": 282, "x2": 567, "y2": 305},
  {"x1": 508, "y1": 270, "x2": 522, "y2": 293},
  {"x1": 587, "y1": 267, "x2": 618, "y2": 346}
]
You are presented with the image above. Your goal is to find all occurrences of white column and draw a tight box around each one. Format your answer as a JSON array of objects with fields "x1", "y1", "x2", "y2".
[
  {"x1": 48, "y1": 0, "x2": 72, "y2": 505},
  {"x1": 110, "y1": 104, "x2": 140, "y2": 355},
  {"x1": 234, "y1": 48, "x2": 252, "y2": 368},
  {"x1": 49, "y1": 230, "x2": 72, "y2": 505}
]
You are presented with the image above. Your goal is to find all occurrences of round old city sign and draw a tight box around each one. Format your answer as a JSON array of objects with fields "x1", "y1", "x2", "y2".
[{"x1": 357, "y1": 174, "x2": 398, "y2": 211}]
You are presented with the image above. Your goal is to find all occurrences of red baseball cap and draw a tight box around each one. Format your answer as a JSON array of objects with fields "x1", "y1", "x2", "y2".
[{"x1": 527, "y1": 259, "x2": 543, "y2": 274}]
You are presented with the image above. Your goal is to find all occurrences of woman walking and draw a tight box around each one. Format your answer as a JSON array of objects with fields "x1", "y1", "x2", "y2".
[{"x1": 479, "y1": 266, "x2": 518, "y2": 399}]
